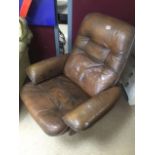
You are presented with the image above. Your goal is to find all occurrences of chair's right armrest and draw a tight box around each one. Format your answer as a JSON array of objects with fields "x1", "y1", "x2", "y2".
[
  {"x1": 62, "y1": 86, "x2": 121, "y2": 132},
  {"x1": 26, "y1": 54, "x2": 69, "y2": 84}
]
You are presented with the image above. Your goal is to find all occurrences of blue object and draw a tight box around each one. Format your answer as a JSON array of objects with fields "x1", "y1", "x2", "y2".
[
  {"x1": 19, "y1": 0, "x2": 57, "y2": 26},
  {"x1": 19, "y1": 0, "x2": 23, "y2": 11}
]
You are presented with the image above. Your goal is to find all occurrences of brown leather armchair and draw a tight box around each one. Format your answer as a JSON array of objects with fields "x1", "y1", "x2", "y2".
[{"x1": 20, "y1": 13, "x2": 134, "y2": 136}]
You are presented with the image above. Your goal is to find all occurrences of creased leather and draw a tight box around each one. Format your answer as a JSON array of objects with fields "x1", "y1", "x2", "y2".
[
  {"x1": 21, "y1": 75, "x2": 89, "y2": 135},
  {"x1": 64, "y1": 13, "x2": 134, "y2": 96}
]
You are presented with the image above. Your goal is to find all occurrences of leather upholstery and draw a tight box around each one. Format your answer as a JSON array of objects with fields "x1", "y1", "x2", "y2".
[
  {"x1": 21, "y1": 75, "x2": 89, "y2": 135},
  {"x1": 27, "y1": 54, "x2": 68, "y2": 84},
  {"x1": 20, "y1": 13, "x2": 134, "y2": 136},
  {"x1": 64, "y1": 13, "x2": 134, "y2": 96},
  {"x1": 63, "y1": 87, "x2": 121, "y2": 131}
]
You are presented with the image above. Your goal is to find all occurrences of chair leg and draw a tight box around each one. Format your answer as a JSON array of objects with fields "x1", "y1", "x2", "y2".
[{"x1": 68, "y1": 129, "x2": 76, "y2": 136}]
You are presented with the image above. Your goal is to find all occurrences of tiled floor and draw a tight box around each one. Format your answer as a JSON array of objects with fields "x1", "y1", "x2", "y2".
[{"x1": 19, "y1": 96, "x2": 135, "y2": 155}]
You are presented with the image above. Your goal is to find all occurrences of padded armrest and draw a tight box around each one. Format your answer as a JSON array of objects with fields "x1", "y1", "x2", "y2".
[
  {"x1": 62, "y1": 86, "x2": 121, "y2": 132},
  {"x1": 26, "y1": 54, "x2": 68, "y2": 84}
]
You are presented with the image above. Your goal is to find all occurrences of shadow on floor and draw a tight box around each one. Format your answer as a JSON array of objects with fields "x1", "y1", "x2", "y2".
[{"x1": 19, "y1": 103, "x2": 28, "y2": 122}]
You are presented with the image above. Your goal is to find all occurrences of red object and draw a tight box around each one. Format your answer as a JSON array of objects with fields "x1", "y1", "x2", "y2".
[
  {"x1": 28, "y1": 26, "x2": 56, "y2": 63},
  {"x1": 72, "y1": 0, "x2": 135, "y2": 43},
  {"x1": 20, "y1": 0, "x2": 32, "y2": 17}
]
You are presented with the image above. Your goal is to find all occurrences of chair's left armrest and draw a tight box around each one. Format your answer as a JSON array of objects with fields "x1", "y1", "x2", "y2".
[
  {"x1": 26, "y1": 54, "x2": 68, "y2": 84},
  {"x1": 62, "y1": 86, "x2": 121, "y2": 132}
]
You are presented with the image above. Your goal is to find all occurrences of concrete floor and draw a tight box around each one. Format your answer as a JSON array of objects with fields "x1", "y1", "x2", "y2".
[{"x1": 19, "y1": 96, "x2": 134, "y2": 155}]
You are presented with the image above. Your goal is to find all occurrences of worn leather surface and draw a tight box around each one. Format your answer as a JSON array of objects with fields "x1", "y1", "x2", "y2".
[
  {"x1": 21, "y1": 75, "x2": 89, "y2": 135},
  {"x1": 21, "y1": 13, "x2": 134, "y2": 136},
  {"x1": 63, "y1": 87, "x2": 121, "y2": 131},
  {"x1": 64, "y1": 13, "x2": 134, "y2": 96},
  {"x1": 26, "y1": 54, "x2": 68, "y2": 84}
]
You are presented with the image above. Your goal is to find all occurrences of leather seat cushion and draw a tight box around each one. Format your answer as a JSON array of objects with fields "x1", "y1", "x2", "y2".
[{"x1": 20, "y1": 75, "x2": 89, "y2": 136}]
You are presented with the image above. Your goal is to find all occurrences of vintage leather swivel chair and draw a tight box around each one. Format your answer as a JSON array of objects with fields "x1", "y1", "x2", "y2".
[{"x1": 20, "y1": 13, "x2": 134, "y2": 136}]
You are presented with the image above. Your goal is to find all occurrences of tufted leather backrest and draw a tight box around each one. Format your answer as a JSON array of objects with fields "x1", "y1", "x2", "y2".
[{"x1": 64, "y1": 13, "x2": 134, "y2": 96}]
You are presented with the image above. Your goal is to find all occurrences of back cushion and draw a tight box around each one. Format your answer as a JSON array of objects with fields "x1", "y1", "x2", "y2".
[{"x1": 64, "y1": 13, "x2": 134, "y2": 96}]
